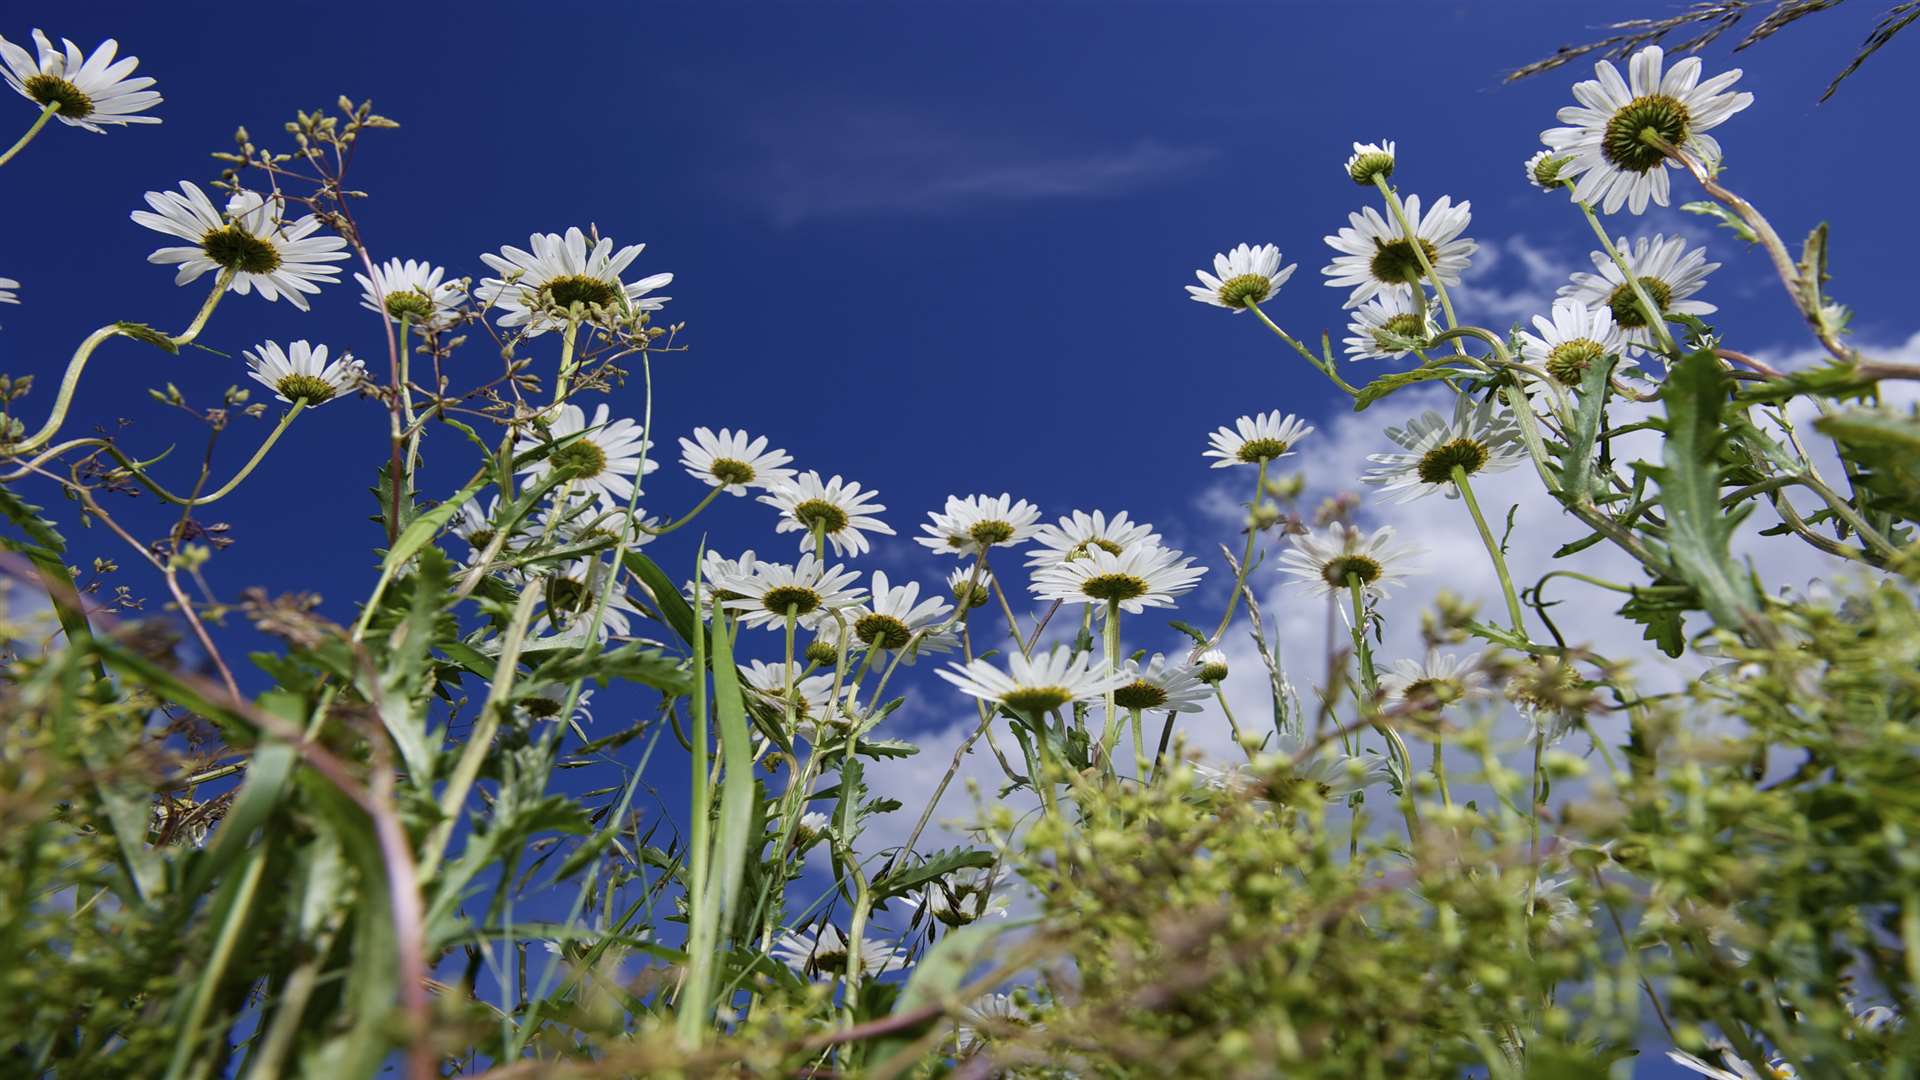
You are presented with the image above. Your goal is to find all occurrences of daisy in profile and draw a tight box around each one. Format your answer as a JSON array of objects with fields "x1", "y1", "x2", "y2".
[
  {"x1": 939, "y1": 646, "x2": 1127, "y2": 716},
  {"x1": 716, "y1": 554, "x2": 865, "y2": 631},
  {"x1": 1344, "y1": 139, "x2": 1395, "y2": 185},
  {"x1": 132, "y1": 184, "x2": 350, "y2": 310},
  {"x1": 1185, "y1": 243, "x2": 1296, "y2": 311},
  {"x1": 1524, "y1": 149, "x2": 1572, "y2": 191},
  {"x1": 0, "y1": 30, "x2": 160, "y2": 134},
  {"x1": 917, "y1": 493, "x2": 1042, "y2": 557},
  {"x1": 759, "y1": 471, "x2": 894, "y2": 559},
  {"x1": 1202, "y1": 411, "x2": 1314, "y2": 469},
  {"x1": 677, "y1": 426, "x2": 795, "y2": 496},
  {"x1": 1030, "y1": 543, "x2": 1206, "y2": 616},
  {"x1": 1362, "y1": 395, "x2": 1526, "y2": 503},
  {"x1": 1343, "y1": 291, "x2": 1434, "y2": 362},
  {"x1": 956, "y1": 991, "x2": 1043, "y2": 1055},
  {"x1": 903, "y1": 868, "x2": 1010, "y2": 927},
  {"x1": 1380, "y1": 650, "x2": 1494, "y2": 708},
  {"x1": 243, "y1": 340, "x2": 363, "y2": 407},
  {"x1": 476, "y1": 226, "x2": 671, "y2": 335},
  {"x1": 1194, "y1": 648, "x2": 1229, "y2": 684},
  {"x1": 1558, "y1": 233, "x2": 1718, "y2": 350},
  {"x1": 513, "y1": 402, "x2": 657, "y2": 511},
  {"x1": 689, "y1": 548, "x2": 761, "y2": 603},
  {"x1": 1517, "y1": 298, "x2": 1630, "y2": 386},
  {"x1": 0, "y1": 276, "x2": 17, "y2": 304},
  {"x1": 1112, "y1": 654, "x2": 1211, "y2": 714},
  {"x1": 1541, "y1": 45, "x2": 1754, "y2": 215},
  {"x1": 947, "y1": 564, "x2": 994, "y2": 610},
  {"x1": 771, "y1": 924, "x2": 901, "y2": 980},
  {"x1": 450, "y1": 495, "x2": 510, "y2": 562},
  {"x1": 1322, "y1": 193, "x2": 1476, "y2": 308},
  {"x1": 1666, "y1": 1047, "x2": 1796, "y2": 1080},
  {"x1": 1278, "y1": 523, "x2": 1423, "y2": 599},
  {"x1": 1024, "y1": 509, "x2": 1160, "y2": 571},
  {"x1": 740, "y1": 659, "x2": 841, "y2": 722},
  {"x1": 794, "y1": 810, "x2": 832, "y2": 846},
  {"x1": 845, "y1": 570, "x2": 957, "y2": 663},
  {"x1": 537, "y1": 556, "x2": 641, "y2": 642},
  {"x1": 354, "y1": 258, "x2": 466, "y2": 328}
]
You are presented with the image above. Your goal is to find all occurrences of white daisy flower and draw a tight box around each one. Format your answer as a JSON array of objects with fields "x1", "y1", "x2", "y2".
[
  {"x1": 243, "y1": 340, "x2": 363, "y2": 407},
  {"x1": 537, "y1": 556, "x2": 640, "y2": 642},
  {"x1": 1666, "y1": 1048, "x2": 1795, "y2": 1080},
  {"x1": 132, "y1": 184, "x2": 350, "y2": 310},
  {"x1": 916, "y1": 493, "x2": 1042, "y2": 557},
  {"x1": 1202, "y1": 411, "x2": 1314, "y2": 469},
  {"x1": 1541, "y1": 46, "x2": 1754, "y2": 216},
  {"x1": 771, "y1": 924, "x2": 901, "y2": 980},
  {"x1": 522, "y1": 685, "x2": 594, "y2": 725},
  {"x1": 902, "y1": 868, "x2": 1010, "y2": 927},
  {"x1": 354, "y1": 257, "x2": 466, "y2": 327},
  {"x1": 794, "y1": 810, "x2": 832, "y2": 846},
  {"x1": 1322, "y1": 193, "x2": 1477, "y2": 309},
  {"x1": 535, "y1": 490, "x2": 659, "y2": 551},
  {"x1": 1024, "y1": 510, "x2": 1161, "y2": 571},
  {"x1": 1, "y1": 30, "x2": 160, "y2": 132},
  {"x1": 1362, "y1": 395, "x2": 1527, "y2": 503},
  {"x1": 1344, "y1": 139, "x2": 1395, "y2": 185},
  {"x1": 1517, "y1": 298, "x2": 1631, "y2": 386},
  {"x1": 0, "y1": 276, "x2": 17, "y2": 304},
  {"x1": 1185, "y1": 243, "x2": 1297, "y2": 311},
  {"x1": 845, "y1": 570, "x2": 957, "y2": 663},
  {"x1": 947, "y1": 564, "x2": 993, "y2": 610},
  {"x1": 449, "y1": 495, "x2": 510, "y2": 561},
  {"x1": 1379, "y1": 650, "x2": 1494, "y2": 707},
  {"x1": 1525, "y1": 149, "x2": 1573, "y2": 191},
  {"x1": 514, "y1": 403, "x2": 657, "y2": 512},
  {"x1": 1196, "y1": 739, "x2": 1391, "y2": 802},
  {"x1": 739, "y1": 660, "x2": 843, "y2": 726},
  {"x1": 938, "y1": 646, "x2": 1128, "y2": 716},
  {"x1": 1278, "y1": 523, "x2": 1423, "y2": 599},
  {"x1": 476, "y1": 226, "x2": 671, "y2": 336},
  {"x1": 957, "y1": 992, "x2": 1043, "y2": 1054},
  {"x1": 1343, "y1": 290, "x2": 1435, "y2": 362},
  {"x1": 759, "y1": 471, "x2": 894, "y2": 559},
  {"x1": 1113, "y1": 653, "x2": 1211, "y2": 714},
  {"x1": 1030, "y1": 543, "x2": 1206, "y2": 616},
  {"x1": 717, "y1": 554, "x2": 865, "y2": 631},
  {"x1": 1194, "y1": 648, "x2": 1229, "y2": 684},
  {"x1": 677, "y1": 426, "x2": 795, "y2": 496},
  {"x1": 688, "y1": 548, "x2": 761, "y2": 604},
  {"x1": 1558, "y1": 233, "x2": 1719, "y2": 349}
]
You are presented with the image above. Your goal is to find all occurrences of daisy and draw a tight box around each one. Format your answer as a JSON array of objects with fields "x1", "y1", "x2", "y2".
[
  {"x1": 1112, "y1": 653, "x2": 1210, "y2": 713},
  {"x1": 1278, "y1": 523, "x2": 1423, "y2": 599},
  {"x1": 1322, "y1": 193, "x2": 1476, "y2": 309},
  {"x1": 1344, "y1": 139, "x2": 1395, "y2": 185},
  {"x1": 759, "y1": 471, "x2": 894, "y2": 559},
  {"x1": 903, "y1": 868, "x2": 1010, "y2": 927},
  {"x1": 1203, "y1": 411, "x2": 1314, "y2": 469},
  {"x1": 1516, "y1": 298, "x2": 1631, "y2": 387},
  {"x1": 947, "y1": 564, "x2": 994, "y2": 610},
  {"x1": 1194, "y1": 648, "x2": 1229, "y2": 684},
  {"x1": 1343, "y1": 290, "x2": 1435, "y2": 362},
  {"x1": 1379, "y1": 650, "x2": 1494, "y2": 708},
  {"x1": 677, "y1": 426, "x2": 795, "y2": 496},
  {"x1": 846, "y1": 570, "x2": 957, "y2": 662},
  {"x1": 1185, "y1": 243, "x2": 1296, "y2": 311},
  {"x1": 450, "y1": 495, "x2": 510, "y2": 561},
  {"x1": 938, "y1": 646, "x2": 1128, "y2": 716},
  {"x1": 522, "y1": 685, "x2": 594, "y2": 725},
  {"x1": 535, "y1": 491, "x2": 659, "y2": 551},
  {"x1": 689, "y1": 548, "x2": 761, "y2": 603},
  {"x1": 132, "y1": 185, "x2": 350, "y2": 310},
  {"x1": 1666, "y1": 1048, "x2": 1795, "y2": 1080},
  {"x1": 1, "y1": 30, "x2": 160, "y2": 132},
  {"x1": 1029, "y1": 543, "x2": 1207, "y2": 616},
  {"x1": 957, "y1": 992, "x2": 1043, "y2": 1054},
  {"x1": 243, "y1": 340, "x2": 363, "y2": 407},
  {"x1": 1525, "y1": 149, "x2": 1572, "y2": 191},
  {"x1": 538, "y1": 555, "x2": 640, "y2": 641},
  {"x1": 1362, "y1": 395, "x2": 1527, "y2": 502},
  {"x1": 1024, "y1": 509, "x2": 1161, "y2": 572},
  {"x1": 771, "y1": 924, "x2": 901, "y2": 980},
  {"x1": 514, "y1": 402, "x2": 657, "y2": 511},
  {"x1": 0, "y1": 276, "x2": 16, "y2": 304},
  {"x1": 1558, "y1": 233, "x2": 1718, "y2": 349},
  {"x1": 476, "y1": 226, "x2": 671, "y2": 336},
  {"x1": 794, "y1": 810, "x2": 832, "y2": 846},
  {"x1": 916, "y1": 493, "x2": 1042, "y2": 557},
  {"x1": 1541, "y1": 45, "x2": 1754, "y2": 216},
  {"x1": 354, "y1": 257, "x2": 466, "y2": 327},
  {"x1": 716, "y1": 554, "x2": 865, "y2": 631},
  {"x1": 1271, "y1": 738, "x2": 1394, "y2": 801},
  {"x1": 739, "y1": 660, "x2": 842, "y2": 724}
]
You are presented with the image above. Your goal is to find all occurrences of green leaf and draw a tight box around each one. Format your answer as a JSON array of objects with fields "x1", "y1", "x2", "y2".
[
  {"x1": 871, "y1": 846, "x2": 997, "y2": 902},
  {"x1": 527, "y1": 641, "x2": 692, "y2": 696},
  {"x1": 1814, "y1": 406, "x2": 1920, "y2": 523},
  {"x1": 868, "y1": 918, "x2": 1024, "y2": 1068},
  {"x1": 367, "y1": 546, "x2": 454, "y2": 788},
  {"x1": 1559, "y1": 353, "x2": 1616, "y2": 499},
  {"x1": 1353, "y1": 366, "x2": 1471, "y2": 411},
  {"x1": 623, "y1": 549, "x2": 697, "y2": 646},
  {"x1": 383, "y1": 476, "x2": 487, "y2": 573},
  {"x1": 1616, "y1": 584, "x2": 1696, "y2": 659},
  {"x1": 183, "y1": 731, "x2": 298, "y2": 898},
  {"x1": 1679, "y1": 200, "x2": 1759, "y2": 244},
  {"x1": 1650, "y1": 349, "x2": 1762, "y2": 631},
  {"x1": 0, "y1": 483, "x2": 68, "y2": 555}
]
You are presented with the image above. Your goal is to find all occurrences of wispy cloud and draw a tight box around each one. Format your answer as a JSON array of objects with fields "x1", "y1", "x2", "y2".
[{"x1": 730, "y1": 104, "x2": 1214, "y2": 226}]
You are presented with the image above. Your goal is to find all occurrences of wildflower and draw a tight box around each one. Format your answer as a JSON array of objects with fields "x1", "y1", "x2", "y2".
[
  {"x1": 677, "y1": 427, "x2": 795, "y2": 496},
  {"x1": 1203, "y1": 411, "x2": 1314, "y2": 469},
  {"x1": 740, "y1": 660, "x2": 841, "y2": 723},
  {"x1": 1, "y1": 30, "x2": 160, "y2": 131},
  {"x1": 1344, "y1": 139, "x2": 1395, "y2": 185},
  {"x1": 1277, "y1": 523, "x2": 1423, "y2": 599},
  {"x1": 1666, "y1": 1047, "x2": 1796, "y2": 1080},
  {"x1": 1030, "y1": 542, "x2": 1206, "y2": 615},
  {"x1": 514, "y1": 403, "x2": 657, "y2": 512},
  {"x1": 1185, "y1": 243, "x2": 1296, "y2": 311},
  {"x1": 538, "y1": 555, "x2": 641, "y2": 641},
  {"x1": 132, "y1": 184, "x2": 349, "y2": 310},
  {"x1": 476, "y1": 226, "x2": 670, "y2": 335},
  {"x1": 243, "y1": 340, "x2": 363, "y2": 407},
  {"x1": 690, "y1": 549, "x2": 761, "y2": 603},
  {"x1": 1559, "y1": 233, "x2": 1718, "y2": 350},
  {"x1": 794, "y1": 811, "x2": 831, "y2": 846},
  {"x1": 771, "y1": 923, "x2": 901, "y2": 980},
  {"x1": 1379, "y1": 650, "x2": 1493, "y2": 708},
  {"x1": 1322, "y1": 193, "x2": 1476, "y2": 308},
  {"x1": 1541, "y1": 45, "x2": 1753, "y2": 215},
  {"x1": 759, "y1": 471, "x2": 894, "y2": 559},
  {"x1": 522, "y1": 685, "x2": 594, "y2": 725},
  {"x1": 354, "y1": 258, "x2": 466, "y2": 327},
  {"x1": 1518, "y1": 298, "x2": 1631, "y2": 386},
  {"x1": 957, "y1": 992, "x2": 1043, "y2": 1054},
  {"x1": 716, "y1": 554, "x2": 864, "y2": 631},
  {"x1": 844, "y1": 570, "x2": 956, "y2": 663},
  {"x1": 1194, "y1": 649, "x2": 1229, "y2": 684},
  {"x1": 0, "y1": 276, "x2": 18, "y2": 304},
  {"x1": 947, "y1": 564, "x2": 993, "y2": 609},
  {"x1": 917, "y1": 493, "x2": 1042, "y2": 557},
  {"x1": 1343, "y1": 290, "x2": 1434, "y2": 362},
  {"x1": 939, "y1": 646, "x2": 1127, "y2": 715},
  {"x1": 1024, "y1": 509, "x2": 1160, "y2": 572},
  {"x1": 903, "y1": 868, "x2": 1010, "y2": 927},
  {"x1": 1112, "y1": 653, "x2": 1210, "y2": 713},
  {"x1": 1362, "y1": 395, "x2": 1526, "y2": 503},
  {"x1": 1525, "y1": 149, "x2": 1572, "y2": 191}
]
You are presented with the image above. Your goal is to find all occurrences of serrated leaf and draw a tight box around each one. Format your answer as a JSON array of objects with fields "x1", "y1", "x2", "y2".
[
  {"x1": 0, "y1": 484, "x2": 67, "y2": 555},
  {"x1": 1559, "y1": 353, "x2": 1616, "y2": 499},
  {"x1": 1814, "y1": 407, "x2": 1920, "y2": 523},
  {"x1": 1680, "y1": 200, "x2": 1759, "y2": 243},
  {"x1": 1615, "y1": 584, "x2": 1696, "y2": 659},
  {"x1": 1353, "y1": 366, "x2": 1471, "y2": 411},
  {"x1": 871, "y1": 846, "x2": 997, "y2": 901},
  {"x1": 1651, "y1": 350, "x2": 1762, "y2": 631}
]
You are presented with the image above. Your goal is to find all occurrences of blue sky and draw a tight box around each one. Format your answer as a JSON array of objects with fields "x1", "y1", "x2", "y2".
[{"x1": 4, "y1": 2, "x2": 1913, "y2": 1068}]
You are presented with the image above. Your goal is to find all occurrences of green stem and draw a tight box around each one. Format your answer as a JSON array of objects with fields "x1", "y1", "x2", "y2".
[
  {"x1": 1208, "y1": 457, "x2": 1269, "y2": 644},
  {"x1": 1099, "y1": 602, "x2": 1125, "y2": 759},
  {"x1": 1246, "y1": 301, "x2": 1361, "y2": 395},
  {"x1": 1575, "y1": 200, "x2": 1677, "y2": 356},
  {"x1": 988, "y1": 569, "x2": 1028, "y2": 653},
  {"x1": 91, "y1": 402, "x2": 307, "y2": 506},
  {"x1": 0, "y1": 101, "x2": 58, "y2": 168},
  {"x1": 1372, "y1": 173, "x2": 1463, "y2": 334},
  {"x1": 1453, "y1": 466, "x2": 1527, "y2": 635},
  {"x1": 638, "y1": 484, "x2": 725, "y2": 536}
]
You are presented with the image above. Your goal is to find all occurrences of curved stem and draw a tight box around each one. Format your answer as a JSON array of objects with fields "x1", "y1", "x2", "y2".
[
  {"x1": 1453, "y1": 466, "x2": 1528, "y2": 635},
  {"x1": 1246, "y1": 302, "x2": 1361, "y2": 395},
  {"x1": 1372, "y1": 174, "x2": 1462, "y2": 334},
  {"x1": 0, "y1": 101, "x2": 58, "y2": 168},
  {"x1": 988, "y1": 570, "x2": 1028, "y2": 653},
  {"x1": 112, "y1": 401, "x2": 307, "y2": 506},
  {"x1": 1575, "y1": 200, "x2": 1677, "y2": 356},
  {"x1": 639, "y1": 484, "x2": 725, "y2": 537},
  {"x1": 172, "y1": 270, "x2": 233, "y2": 348},
  {"x1": 1208, "y1": 458, "x2": 1269, "y2": 644}
]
